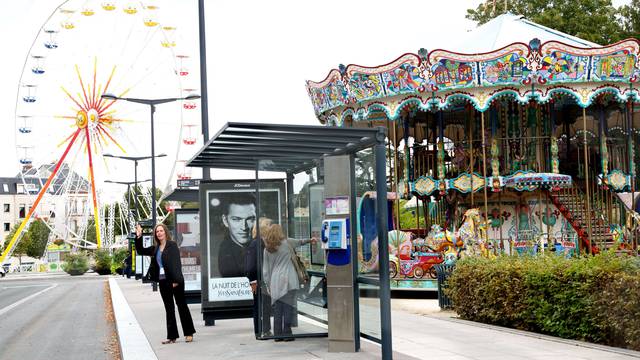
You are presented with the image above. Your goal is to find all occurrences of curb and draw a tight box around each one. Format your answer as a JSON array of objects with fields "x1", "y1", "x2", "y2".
[
  {"x1": 109, "y1": 277, "x2": 158, "y2": 360},
  {"x1": 432, "y1": 315, "x2": 640, "y2": 358}
]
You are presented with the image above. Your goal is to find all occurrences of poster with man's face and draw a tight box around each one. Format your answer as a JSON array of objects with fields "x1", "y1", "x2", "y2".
[
  {"x1": 174, "y1": 210, "x2": 201, "y2": 292},
  {"x1": 200, "y1": 180, "x2": 285, "y2": 306}
]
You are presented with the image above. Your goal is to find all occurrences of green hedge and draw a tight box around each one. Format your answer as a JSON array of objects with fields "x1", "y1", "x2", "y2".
[{"x1": 446, "y1": 252, "x2": 640, "y2": 350}]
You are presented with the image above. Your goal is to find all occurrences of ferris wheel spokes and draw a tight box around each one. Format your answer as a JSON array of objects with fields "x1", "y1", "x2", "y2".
[{"x1": 0, "y1": 128, "x2": 82, "y2": 265}]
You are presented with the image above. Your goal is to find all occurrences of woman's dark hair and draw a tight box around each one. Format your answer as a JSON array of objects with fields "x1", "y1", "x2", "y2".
[{"x1": 154, "y1": 224, "x2": 173, "y2": 246}]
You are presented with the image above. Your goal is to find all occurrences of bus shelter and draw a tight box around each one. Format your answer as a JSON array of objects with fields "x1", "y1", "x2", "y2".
[{"x1": 187, "y1": 122, "x2": 393, "y2": 358}]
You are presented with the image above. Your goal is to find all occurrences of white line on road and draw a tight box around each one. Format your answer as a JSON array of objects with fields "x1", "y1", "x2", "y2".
[
  {"x1": 2, "y1": 284, "x2": 50, "y2": 289},
  {"x1": 0, "y1": 283, "x2": 57, "y2": 317}
]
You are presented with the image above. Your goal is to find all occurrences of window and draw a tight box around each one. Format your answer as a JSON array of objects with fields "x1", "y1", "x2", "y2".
[
  {"x1": 2, "y1": 184, "x2": 7, "y2": 192},
  {"x1": 3, "y1": 204, "x2": 9, "y2": 213},
  {"x1": 19, "y1": 205, "x2": 26, "y2": 219},
  {"x1": 3, "y1": 223, "x2": 9, "y2": 232}
]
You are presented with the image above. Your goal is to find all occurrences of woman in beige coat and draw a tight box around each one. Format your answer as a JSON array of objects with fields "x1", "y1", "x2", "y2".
[{"x1": 262, "y1": 224, "x2": 315, "y2": 341}]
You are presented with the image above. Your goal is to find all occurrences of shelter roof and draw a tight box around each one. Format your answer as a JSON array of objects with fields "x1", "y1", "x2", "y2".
[
  {"x1": 452, "y1": 12, "x2": 598, "y2": 53},
  {"x1": 187, "y1": 122, "x2": 385, "y2": 173}
]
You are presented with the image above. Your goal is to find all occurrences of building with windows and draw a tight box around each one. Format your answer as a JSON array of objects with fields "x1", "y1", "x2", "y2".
[{"x1": 0, "y1": 163, "x2": 90, "y2": 246}]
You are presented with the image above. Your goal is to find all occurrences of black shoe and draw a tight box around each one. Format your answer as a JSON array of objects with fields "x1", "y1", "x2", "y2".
[
  {"x1": 283, "y1": 338, "x2": 295, "y2": 342},
  {"x1": 274, "y1": 338, "x2": 284, "y2": 342}
]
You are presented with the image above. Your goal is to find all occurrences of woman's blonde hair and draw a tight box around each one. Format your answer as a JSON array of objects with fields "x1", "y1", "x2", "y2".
[
  {"x1": 251, "y1": 217, "x2": 272, "y2": 239},
  {"x1": 263, "y1": 223, "x2": 285, "y2": 253},
  {"x1": 153, "y1": 223, "x2": 173, "y2": 246}
]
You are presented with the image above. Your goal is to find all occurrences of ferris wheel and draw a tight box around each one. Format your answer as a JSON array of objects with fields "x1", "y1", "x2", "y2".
[{"x1": 1, "y1": 0, "x2": 203, "y2": 264}]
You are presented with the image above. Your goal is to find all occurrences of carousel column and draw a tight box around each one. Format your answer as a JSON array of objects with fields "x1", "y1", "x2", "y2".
[
  {"x1": 551, "y1": 103, "x2": 559, "y2": 174},
  {"x1": 490, "y1": 105, "x2": 500, "y2": 190},
  {"x1": 599, "y1": 105, "x2": 609, "y2": 180},
  {"x1": 481, "y1": 110, "x2": 490, "y2": 250},
  {"x1": 469, "y1": 108, "x2": 475, "y2": 206},
  {"x1": 437, "y1": 111, "x2": 446, "y2": 195},
  {"x1": 393, "y1": 119, "x2": 400, "y2": 230},
  {"x1": 627, "y1": 98, "x2": 637, "y2": 255},
  {"x1": 583, "y1": 107, "x2": 593, "y2": 254}
]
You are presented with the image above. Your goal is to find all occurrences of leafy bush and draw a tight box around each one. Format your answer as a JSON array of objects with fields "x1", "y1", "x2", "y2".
[
  {"x1": 93, "y1": 249, "x2": 113, "y2": 275},
  {"x1": 446, "y1": 253, "x2": 640, "y2": 350},
  {"x1": 62, "y1": 252, "x2": 89, "y2": 275},
  {"x1": 111, "y1": 248, "x2": 128, "y2": 274}
]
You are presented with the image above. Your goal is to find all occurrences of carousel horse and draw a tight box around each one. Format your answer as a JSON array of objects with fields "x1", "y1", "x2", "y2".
[
  {"x1": 424, "y1": 208, "x2": 489, "y2": 259},
  {"x1": 457, "y1": 208, "x2": 489, "y2": 258}
]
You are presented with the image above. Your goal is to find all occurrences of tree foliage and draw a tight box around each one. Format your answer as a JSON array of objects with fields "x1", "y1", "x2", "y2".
[
  {"x1": 3, "y1": 219, "x2": 51, "y2": 260},
  {"x1": 466, "y1": 0, "x2": 628, "y2": 45}
]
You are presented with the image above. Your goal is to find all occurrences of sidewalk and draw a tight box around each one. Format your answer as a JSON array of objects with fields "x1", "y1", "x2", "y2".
[{"x1": 111, "y1": 277, "x2": 640, "y2": 360}]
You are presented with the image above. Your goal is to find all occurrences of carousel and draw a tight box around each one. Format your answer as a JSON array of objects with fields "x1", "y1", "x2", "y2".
[{"x1": 306, "y1": 13, "x2": 640, "y2": 280}]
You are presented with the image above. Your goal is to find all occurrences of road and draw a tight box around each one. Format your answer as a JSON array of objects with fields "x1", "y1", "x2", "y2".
[{"x1": 0, "y1": 273, "x2": 116, "y2": 360}]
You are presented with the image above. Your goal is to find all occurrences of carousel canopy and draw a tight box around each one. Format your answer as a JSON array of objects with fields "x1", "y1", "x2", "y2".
[
  {"x1": 306, "y1": 13, "x2": 639, "y2": 125},
  {"x1": 454, "y1": 12, "x2": 598, "y2": 53}
]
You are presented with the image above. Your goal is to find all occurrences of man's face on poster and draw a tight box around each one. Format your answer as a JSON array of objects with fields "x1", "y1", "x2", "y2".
[{"x1": 222, "y1": 203, "x2": 256, "y2": 246}]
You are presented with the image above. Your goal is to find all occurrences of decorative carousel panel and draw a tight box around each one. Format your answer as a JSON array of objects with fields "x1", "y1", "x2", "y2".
[
  {"x1": 448, "y1": 172, "x2": 486, "y2": 193},
  {"x1": 480, "y1": 52, "x2": 531, "y2": 86},
  {"x1": 325, "y1": 78, "x2": 350, "y2": 109},
  {"x1": 427, "y1": 59, "x2": 477, "y2": 91},
  {"x1": 600, "y1": 170, "x2": 631, "y2": 192},
  {"x1": 591, "y1": 51, "x2": 636, "y2": 82},
  {"x1": 413, "y1": 175, "x2": 438, "y2": 196},
  {"x1": 537, "y1": 49, "x2": 589, "y2": 84},
  {"x1": 380, "y1": 62, "x2": 427, "y2": 96},
  {"x1": 307, "y1": 69, "x2": 343, "y2": 114},
  {"x1": 348, "y1": 72, "x2": 385, "y2": 101}
]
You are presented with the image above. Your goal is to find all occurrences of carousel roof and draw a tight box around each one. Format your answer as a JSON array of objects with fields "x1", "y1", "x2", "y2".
[
  {"x1": 306, "y1": 11, "x2": 640, "y2": 124},
  {"x1": 454, "y1": 12, "x2": 598, "y2": 53}
]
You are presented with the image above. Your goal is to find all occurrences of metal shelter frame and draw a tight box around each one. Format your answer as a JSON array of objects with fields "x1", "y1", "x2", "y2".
[{"x1": 187, "y1": 122, "x2": 393, "y2": 358}]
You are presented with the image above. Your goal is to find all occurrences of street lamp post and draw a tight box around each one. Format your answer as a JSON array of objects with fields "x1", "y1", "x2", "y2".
[
  {"x1": 106, "y1": 178, "x2": 154, "y2": 289},
  {"x1": 104, "y1": 154, "x2": 165, "y2": 219},
  {"x1": 101, "y1": 94, "x2": 200, "y2": 229},
  {"x1": 104, "y1": 178, "x2": 152, "y2": 215}
]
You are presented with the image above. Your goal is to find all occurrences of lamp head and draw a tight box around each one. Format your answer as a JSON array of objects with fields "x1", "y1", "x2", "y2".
[
  {"x1": 101, "y1": 93, "x2": 118, "y2": 101},
  {"x1": 184, "y1": 94, "x2": 201, "y2": 101}
]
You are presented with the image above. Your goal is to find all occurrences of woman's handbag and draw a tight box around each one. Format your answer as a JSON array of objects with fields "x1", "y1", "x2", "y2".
[{"x1": 287, "y1": 240, "x2": 309, "y2": 284}]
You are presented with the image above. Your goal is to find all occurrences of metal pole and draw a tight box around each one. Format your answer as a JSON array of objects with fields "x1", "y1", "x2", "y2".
[
  {"x1": 480, "y1": 111, "x2": 490, "y2": 250},
  {"x1": 134, "y1": 160, "x2": 139, "y2": 218},
  {"x1": 150, "y1": 104, "x2": 157, "y2": 228},
  {"x1": 583, "y1": 107, "x2": 592, "y2": 254},
  {"x1": 198, "y1": 0, "x2": 211, "y2": 180},
  {"x1": 374, "y1": 128, "x2": 392, "y2": 360},
  {"x1": 286, "y1": 172, "x2": 295, "y2": 238},
  {"x1": 254, "y1": 162, "x2": 263, "y2": 337}
]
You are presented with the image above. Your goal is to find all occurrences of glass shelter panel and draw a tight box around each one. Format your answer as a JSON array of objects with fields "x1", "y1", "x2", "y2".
[
  {"x1": 355, "y1": 148, "x2": 384, "y2": 344},
  {"x1": 256, "y1": 166, "x2": 327, "y2": 340}
]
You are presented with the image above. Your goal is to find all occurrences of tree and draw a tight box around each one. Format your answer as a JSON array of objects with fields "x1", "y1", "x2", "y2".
[
  {"x1": 25, "y1": 219, "x2": 50, "y2": 259},
  {"x1": 4, "y1": 224, "x2": 30, "y2": 265},
  {"x1": 620, "y1": 0, "x2": 640, "y2": 39},
  {"x1": 466, "y1": 0, "x2": 624, "y2": 45}
]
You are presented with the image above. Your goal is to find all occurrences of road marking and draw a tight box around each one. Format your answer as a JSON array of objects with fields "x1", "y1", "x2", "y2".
[
  {"x1": 2, "y1": 284, "x2": 50, "y2": 289},
  {"x1": 0, "y1": 283, "x2": 57, "y2": 316}
]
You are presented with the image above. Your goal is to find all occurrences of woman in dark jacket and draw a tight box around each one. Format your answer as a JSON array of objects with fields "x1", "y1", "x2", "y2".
[{"x1": 135, "y1": 223, "x2": 195, "y2": 344}]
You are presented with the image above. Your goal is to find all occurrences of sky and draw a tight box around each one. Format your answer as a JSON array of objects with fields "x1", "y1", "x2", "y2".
[{"x1": 0, "y1": 0, "x2": 631, "y2": 200}]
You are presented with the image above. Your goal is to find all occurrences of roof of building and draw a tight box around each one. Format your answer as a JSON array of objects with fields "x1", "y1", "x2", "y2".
[{"x1": 0, "y1": 163, "x2": 89, "y2": 196}]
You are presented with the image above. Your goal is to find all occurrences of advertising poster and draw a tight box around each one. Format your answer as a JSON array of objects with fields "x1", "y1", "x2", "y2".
[
  {"x1": 200, "y1": 179, "x2": 285, "y2": 308},
  {"x1": 174, "y1": 209, "x2": 201, "y2": 292}
]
